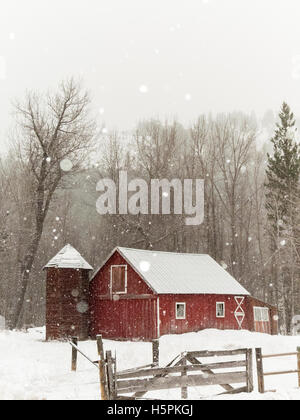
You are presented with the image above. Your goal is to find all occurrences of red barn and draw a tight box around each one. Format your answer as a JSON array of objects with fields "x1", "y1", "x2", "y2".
[
  {"x1": 88, "y1": 247, "x2": 278, "y2": 340},
  {"x1": 44, "y1": 245, "x2": 278, "y2": 341}
]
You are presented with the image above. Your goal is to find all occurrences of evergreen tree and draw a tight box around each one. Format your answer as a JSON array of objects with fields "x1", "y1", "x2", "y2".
[
  {"x1": 265, "y1": 102, "x2": 300, "y2": 333},
  {"x1": 266, "y1": 103, "x2": 299, "y2": 228}
]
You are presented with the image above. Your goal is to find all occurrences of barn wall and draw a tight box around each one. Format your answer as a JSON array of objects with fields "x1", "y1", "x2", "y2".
[
  {"x1": 245, "y1": 296, "x2": 278, "y2": 335},
  {"x1": 46, "y1": 268, "x2": 90, "y2": 341},
  {"x1": 88, "y1": 249, "x2": 278, "y2": 340},
  {"x1": 89, "y1": 297, "x2": 158, "y2": 341},
  {"x1": 89, "y1": 251, "x2": 157, "y2": 341},
  {"x1": 159, "y1": 294, "x2": 250, "y2": 336},
  {"x1": 90, "y1": 251, "x2": 154, "y2": 297}
]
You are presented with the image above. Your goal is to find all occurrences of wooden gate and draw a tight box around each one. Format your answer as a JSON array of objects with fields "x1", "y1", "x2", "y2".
[{"x1": 105, "y1": 348, "x2": 253, "y2": 400}]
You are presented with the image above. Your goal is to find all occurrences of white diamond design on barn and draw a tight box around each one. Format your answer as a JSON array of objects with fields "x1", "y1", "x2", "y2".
[{"x1": 234, "y1": 296, "x2": 245, "y2": 329}]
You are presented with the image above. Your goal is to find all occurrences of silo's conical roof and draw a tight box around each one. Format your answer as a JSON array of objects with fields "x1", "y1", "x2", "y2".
[{"x1": 44, "y1": 244, "x2": 93, "y2": 270}]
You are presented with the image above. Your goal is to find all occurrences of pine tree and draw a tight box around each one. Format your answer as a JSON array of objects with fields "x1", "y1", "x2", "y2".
[{"x1": 265, "y1": 102, "x2": 300, "y2": 333}]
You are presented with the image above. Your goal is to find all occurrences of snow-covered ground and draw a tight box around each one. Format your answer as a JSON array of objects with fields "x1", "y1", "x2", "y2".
[{"x1": 0, "y1": 327, "x2": 300, "y2": 400}]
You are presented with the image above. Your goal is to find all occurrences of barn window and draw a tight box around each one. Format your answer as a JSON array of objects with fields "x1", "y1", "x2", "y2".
[
  {"x1": 111, "y1": 265, "x2": 127, "y2": 294},
  {"x1": 216, "y1": 302, "x2": 225, "y2": 318},
  {"x1": 176, "y1": 303, "x2": 186, "y2": 320},
  {"x1": 254, "y1": 307, "x2": 269, "y2": 322}
]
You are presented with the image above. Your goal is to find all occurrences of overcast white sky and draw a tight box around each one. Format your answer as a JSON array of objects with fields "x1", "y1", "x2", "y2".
[{"x1": 1, "y1": 0, "x2": 300, "y2": 149}]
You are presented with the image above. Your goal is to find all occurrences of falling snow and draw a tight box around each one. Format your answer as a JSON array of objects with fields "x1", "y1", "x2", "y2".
[{"x1": 1, "y1": 328, "x2": 300, "y2": 400}]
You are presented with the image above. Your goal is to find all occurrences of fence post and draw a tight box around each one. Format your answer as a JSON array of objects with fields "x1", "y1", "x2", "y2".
[
  {"x1": 297, "y1": 347, "x2": 300, "y2": 388},
  {"x1": 114, "y1": 351, "x2": 117, "y2": 398},
  {"x1": 97, "y1": 335, "x2": 108, "y2": 400},
  {"x1": 106, "y1": 350, "x2": 115, "y2": 400},
  {"x1": 255, "y1": 348, "x2": 265, "y2": 393},
  {"x1": 71, "y1": 337, "x2": 78, "y2": 372},
  {"x1": 152, "y1": 339, "x2": 160, "y2": 366},
  {"x1": 181, "y1": 355, "x2": 188, "y2": 400},
  {"x1": 246, "y1": 349, "x2": 253, "y2": 393}
]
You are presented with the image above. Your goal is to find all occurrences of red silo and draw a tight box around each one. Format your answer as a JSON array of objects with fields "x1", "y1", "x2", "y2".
[{"x1": 44, "y1": 244, "x2": 93, "y2": 341}]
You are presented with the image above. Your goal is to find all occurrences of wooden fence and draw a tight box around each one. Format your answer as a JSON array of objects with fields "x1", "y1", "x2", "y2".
[
  {"x1": 69, "y1": 337, "x2": 300, "y2": 399},
  {"x1": 69, "y1": 335, "x2": 159, "y2": 400},
  {"x1": 70, "y1": 337, "x2": 99, "y2": 372},
  {"x1": 105, "y1": 348, "x2": 253, "y2": 400},
  {"x1": 255, "y1": 347, "x2": 300, "y2": 393}
]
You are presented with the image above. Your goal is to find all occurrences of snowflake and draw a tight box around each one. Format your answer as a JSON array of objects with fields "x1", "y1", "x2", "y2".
[
  {"x1": 220, "y1": 261, "x2": 228, "y2": 270},
  {"x1": 60, "y1": 159, "x2": 73, "y2": 172},
  {"x1": 139, "y1": 85, "x2": 149, "y2": 94},
  {"x1": 76, "y1": 301, "x2": 89, "y2": 314},
  {"x1": 139, "y1": 261, "x2": 151, "y2": 272}
]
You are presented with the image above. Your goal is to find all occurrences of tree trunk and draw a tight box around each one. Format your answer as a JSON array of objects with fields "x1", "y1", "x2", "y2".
[{"x1": 7, "y1": 227, "x2": 43, "y2": 329}]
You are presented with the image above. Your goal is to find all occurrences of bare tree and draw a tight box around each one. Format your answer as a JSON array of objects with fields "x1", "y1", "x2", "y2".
[{"x1": 7, "y1": 78, "x2": 96, "y2": 329}]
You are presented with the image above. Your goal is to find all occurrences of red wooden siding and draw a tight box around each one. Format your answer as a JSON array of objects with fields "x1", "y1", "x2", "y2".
[
  {"x1": 89, "y1": 251, "x2": 154, "y2": 297},
  {"x1": 158, "y1": 294, "x2": 250, "y2": 336},
  {"x1": 89, "y1": 297, "x2": 157, "y2": 341},
  {"x1": 46, "y1": 268, "x2": 89, "y2": 341},
  {"x1": 245, "y1": 297, "x2": 278, "y2": 335},
  {"x1": 89, "y1": 251, "x2": 157, "y2": 341},
  {"x1": 158, "y1": 295, "x2": 278, "y2": 337},
  {"x1": 254, "y1": 319, "x2": 271, "y2": 335}
]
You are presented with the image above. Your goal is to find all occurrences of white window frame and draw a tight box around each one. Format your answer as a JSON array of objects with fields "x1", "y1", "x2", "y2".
[
  {"x1": 254, "y1": 307, "x2": 261, "y2": 322},
  {"x1": 263, "y1": 308, "x2": 270, "y2": 322},
  {"x1": 216, "y1": 302, "x2": 225, "y2": 318},
  {"x1": 176, "y1": 302, "x2": 186, "y2": 320},
  {"x1": 110, "y1": 265, "x2": 128, "y2": 295},
  {"x1": 254, "y1": 307, "x2": 269, "y2": 322}
]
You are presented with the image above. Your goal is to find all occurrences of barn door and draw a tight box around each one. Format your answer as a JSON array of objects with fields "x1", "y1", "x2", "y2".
[{"x1": 234, "y1": 297, "x2": 245, "y2": 329}]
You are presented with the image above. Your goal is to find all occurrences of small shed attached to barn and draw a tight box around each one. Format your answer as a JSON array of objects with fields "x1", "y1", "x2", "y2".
[{"x1": 89, "y1": 247, "x2": 278, "y2": 340}]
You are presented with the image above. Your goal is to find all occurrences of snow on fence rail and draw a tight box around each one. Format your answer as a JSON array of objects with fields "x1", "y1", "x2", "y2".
[{"x1": 255, "y1": 347, "x2": 300, "y2": 393}]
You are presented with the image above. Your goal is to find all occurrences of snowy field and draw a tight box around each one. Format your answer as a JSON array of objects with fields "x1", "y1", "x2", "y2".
[{"x1": 0, "y1": 327, "x2": 300, "y2": 400}]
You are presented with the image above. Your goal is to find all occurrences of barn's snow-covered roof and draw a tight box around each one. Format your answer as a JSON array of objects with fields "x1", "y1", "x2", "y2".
[
  {"x1": 44, "y1": 244, "x2": 93, "y2": 270},
  {"x1": 119, "y1": 248, "x2": 250, "y2": 295},
  {"x1": 95, "y1": 247, "x2": 250, "y2": 296}
]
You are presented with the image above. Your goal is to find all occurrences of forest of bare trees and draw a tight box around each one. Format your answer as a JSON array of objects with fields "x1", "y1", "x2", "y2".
[{"x1": 0, "y1": 79, "x2": 299, "y2": 333}]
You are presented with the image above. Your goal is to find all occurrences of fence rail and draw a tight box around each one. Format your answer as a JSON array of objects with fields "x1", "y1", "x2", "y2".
[
  {"x1": 107, "y1": 348, "x2": 253, "y2": 400},
  {"x1": 69, "y1": 337, "x2": 99, "y2": 371},
  {"x1": 255, "y1": 347, "x2": 300, "y2": 393},
  {"x1": 69, "y1": 337, "x2": 300, "y2": 399}
]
